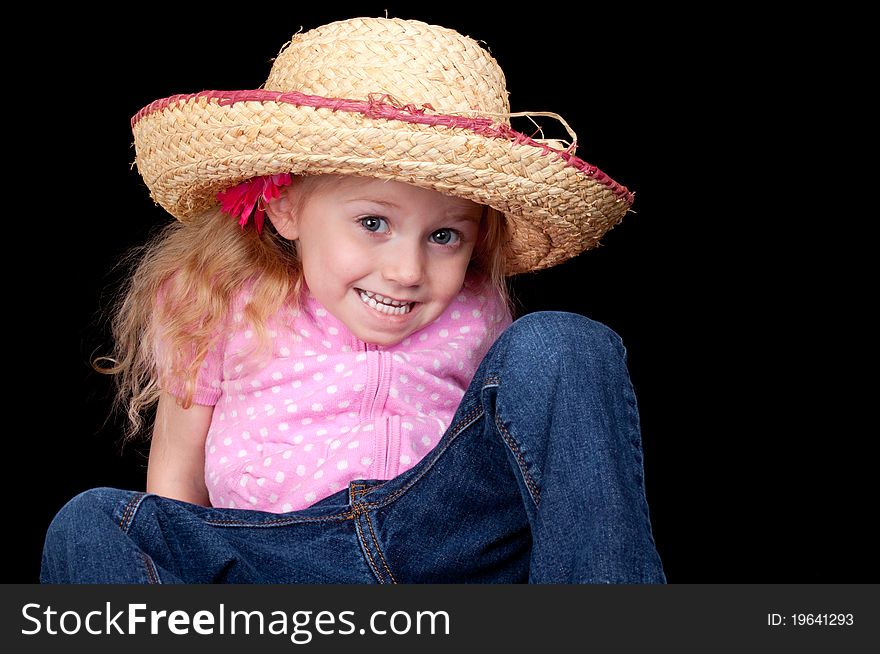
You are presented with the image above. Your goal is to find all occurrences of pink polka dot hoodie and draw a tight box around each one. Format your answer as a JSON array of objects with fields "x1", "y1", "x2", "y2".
[{"x1": 174, "y1": 273, "x2": 512, "y2": 513}]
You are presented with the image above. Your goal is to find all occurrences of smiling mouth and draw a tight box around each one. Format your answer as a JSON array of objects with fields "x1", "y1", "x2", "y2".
[{"x1": 355, "y1": 288, "x2": 416, "y2": 316}]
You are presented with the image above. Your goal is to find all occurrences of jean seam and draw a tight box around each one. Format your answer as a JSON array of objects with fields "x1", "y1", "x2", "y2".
[
  {"x1": 494, "y1": 410, "x2": 541, "y2": 508},
  {"x1": 353, "y1": 507, "x2": 389, "y2": 583},
  {"x1": 362, "y1": 507, "x2": 397, "y2": 584},
  {"x1": 119, "y1": 492, "x2": 147, "y2": 534},
  {"x1": 484, "y1": 374, "x2": 541, "y2": 508},
  {"x1": 622, "y1": 376, "x2": 656, "y2": 545},
  {"x1": 140, "y1": 552, "x2": 160, "y2": 584},
  {"x1": 350, "y1": 482, "x2": 372, "y2": 498},
  {"x1": 204, "y1": 512, "x2": 357, "y2": 527},
  {"x1": 116, "y1": 493, "x2": 160, "y2": 583}
]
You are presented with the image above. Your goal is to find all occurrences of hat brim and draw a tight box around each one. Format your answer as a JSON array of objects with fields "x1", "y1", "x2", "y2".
[{"x1": 132, "y1": 90, "x2": 634, "y2": 274}]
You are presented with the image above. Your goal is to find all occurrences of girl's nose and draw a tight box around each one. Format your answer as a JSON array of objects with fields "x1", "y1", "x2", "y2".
[{"x1": 381, "y1": 243, "x2": 424, "y2": 287}]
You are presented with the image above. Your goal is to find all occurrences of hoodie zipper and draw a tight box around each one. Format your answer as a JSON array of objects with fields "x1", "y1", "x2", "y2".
[
  {"x1": 360, "y1": 342, "x2": 395, "y2": 477},
  {"x1": 364, "y1": 342, "x2": 386, "y2": 417}
]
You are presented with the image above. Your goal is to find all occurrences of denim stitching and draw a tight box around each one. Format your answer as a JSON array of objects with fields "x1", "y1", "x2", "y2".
[
  {"x1": 205, "y1": 512, "x2": 356, "y2": 527},
  {"x1": 119, "y1": 492, "x2": 145, "y2": 533},
  {"x1": 353, "y1": 507, "x2": 386, "y2": 583},
  {"x1": 621, "y1": 377, "x2": 653, "y2": 529},
  {"x1": 140, "y1": 552, "x2": 159, "y2": 584},
  {"x1": 118, "y1": 494, "x2": 134, "y2": 531},
  {"x1": 494, "y1": 412, "x2": 541, "y2": 507},
  {"x1": 362, "y1": 508, "x2": 397, "y2": 584},
  {"x1": 118, "y1": 495, "x2": 134, "y2": 531},
  {"x1": 351, "y1": 482, "x2": 372, "y2": 498},
  {"x1": 486, "y1": 374, "x2": 540, "y2": 507}
]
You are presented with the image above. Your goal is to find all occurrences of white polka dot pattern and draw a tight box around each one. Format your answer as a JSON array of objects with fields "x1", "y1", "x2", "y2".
[{"x1": 171, "y1": 275, "x2": 511, "y2": 513}]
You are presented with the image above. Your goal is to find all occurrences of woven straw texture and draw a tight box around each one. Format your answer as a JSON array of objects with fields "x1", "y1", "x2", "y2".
[{"x1": 132, "y1": 17, "x2": 633, "y2": 274}]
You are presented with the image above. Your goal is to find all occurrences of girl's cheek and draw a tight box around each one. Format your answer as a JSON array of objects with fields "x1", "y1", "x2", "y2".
[{"x1": 339, "y1": 240, "x2": 368, "y2": 260}]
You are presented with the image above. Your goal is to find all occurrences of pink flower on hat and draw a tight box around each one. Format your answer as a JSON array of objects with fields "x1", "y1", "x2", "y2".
[{"x1": 217, "y1": 173, "x2": 293, "y2": 234}]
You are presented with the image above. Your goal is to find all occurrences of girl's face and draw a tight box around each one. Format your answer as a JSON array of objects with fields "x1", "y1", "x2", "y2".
[{"x1": 270, "y1": 176, "x2": 484, "y2": 346}]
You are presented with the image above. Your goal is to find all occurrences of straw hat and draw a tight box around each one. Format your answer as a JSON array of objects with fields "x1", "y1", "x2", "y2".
[{"x1": 131, "y1": 16, "x2": 634, "y2": 274}]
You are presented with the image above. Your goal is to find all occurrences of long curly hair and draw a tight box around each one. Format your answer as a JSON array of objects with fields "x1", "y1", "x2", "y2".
[{"x1": 95, "y1": 174, "x2": 515, "y2": 439}]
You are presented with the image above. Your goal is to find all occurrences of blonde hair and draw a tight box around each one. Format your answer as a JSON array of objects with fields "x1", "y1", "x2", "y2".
[{"x1": 95, "y1": 174, "x2": 515, "y2": 439}]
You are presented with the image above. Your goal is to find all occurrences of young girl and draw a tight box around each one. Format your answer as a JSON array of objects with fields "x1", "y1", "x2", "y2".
[{"x1": 41, "y1": 16, "x2": 665, "y2": 583}]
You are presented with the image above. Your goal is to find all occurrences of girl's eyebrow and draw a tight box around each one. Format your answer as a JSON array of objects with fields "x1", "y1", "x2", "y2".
[
  {"x1": 346, "y1": 197, "x2": 482, "y2": 222},
  {"x1": 449, "y1": 213, "x2": 482, "y2": 224},
  {"x1": 346, "y1": 197, "x2": 398, "y2": 207}
]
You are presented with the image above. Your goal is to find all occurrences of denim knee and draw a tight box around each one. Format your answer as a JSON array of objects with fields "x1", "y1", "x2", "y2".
[
  {"x1": 57, "y1": 486, "x2": 125, "y2": 518},
  {"x1": 41, "y1": 487, "x2": 132, "y2": 582},
  {"x1": 501, "y1": 311, "x2": 625, "y2": 368},
  {"x1": 45, "y1": 487, "x2": 132, "y2": 546}
]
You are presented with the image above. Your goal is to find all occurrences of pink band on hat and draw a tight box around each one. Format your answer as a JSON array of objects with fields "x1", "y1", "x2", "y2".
[{"x1": 132, "y1": 90, "x2": 634, "y2": 205}]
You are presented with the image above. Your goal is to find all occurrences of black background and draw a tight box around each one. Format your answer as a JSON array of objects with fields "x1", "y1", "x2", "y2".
[{"x1": 12, "y1": 5, "x2": 872, "y2": 583}]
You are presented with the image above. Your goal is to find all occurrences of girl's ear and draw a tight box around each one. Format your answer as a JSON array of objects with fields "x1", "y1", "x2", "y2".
[{"x1": 265, "y1": 187, "x2": 299, "y2": 240}]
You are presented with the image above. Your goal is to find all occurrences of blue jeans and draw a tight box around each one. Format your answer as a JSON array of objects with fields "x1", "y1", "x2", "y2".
[{"x1": 42, "y1": 312, "x2": 666, "y2": 583}]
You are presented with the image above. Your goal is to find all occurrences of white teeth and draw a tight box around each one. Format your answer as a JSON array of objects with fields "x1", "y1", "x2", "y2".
[
  {"x1": 358, "y1": 289, "x2": 414, "y2": 316},
  {"x1": 371, "y1": 292, "x2": 405, "y2": 306}
]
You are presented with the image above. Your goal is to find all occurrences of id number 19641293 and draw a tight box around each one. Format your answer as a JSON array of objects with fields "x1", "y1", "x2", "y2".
[{"x1": 767, "y1": 613, "x2": 854, "y2": 627}]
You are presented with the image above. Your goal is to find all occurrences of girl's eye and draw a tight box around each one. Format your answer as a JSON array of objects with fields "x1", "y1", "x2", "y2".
[
  {"x1": 359, "y1": 216, "x2": 389, "y2": 233},
  {"x1": 431, "y1": 229, "x2": 461, "y2": 246}
]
